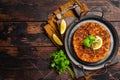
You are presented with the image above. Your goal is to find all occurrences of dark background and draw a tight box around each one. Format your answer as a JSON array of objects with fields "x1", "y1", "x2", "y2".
[{"x1": 0, "y1": 0, "x2": 120, "y2": 80}]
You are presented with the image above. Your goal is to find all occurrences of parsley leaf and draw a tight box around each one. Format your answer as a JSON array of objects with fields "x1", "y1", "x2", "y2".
[
  {"x1": 51, "y1": 50, "x2": 75, "y2": 78},
  {"x1": 83, "y1": 35, "x2": 96, "y2": 47}
]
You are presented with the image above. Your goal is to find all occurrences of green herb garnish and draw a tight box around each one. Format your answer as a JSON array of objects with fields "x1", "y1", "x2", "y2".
[
  {"x1": 51, "y1": 50, "x2": 75, "y2": 78},
  {"x1": 83, "y1": 35, "x2": 96, "y2": 47}
]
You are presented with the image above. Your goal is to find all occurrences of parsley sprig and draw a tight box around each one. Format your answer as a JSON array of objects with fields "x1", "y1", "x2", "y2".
[
  {"x1": 83, "y1": 35, "x2": 96, "y2": 47},
  {"x1": 51, "y1": 50, "x2": 75, "y2": 78}
]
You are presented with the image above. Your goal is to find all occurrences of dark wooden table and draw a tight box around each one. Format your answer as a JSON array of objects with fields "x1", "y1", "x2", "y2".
[{"x1": 0, "y1": 0, "x2": 120, "y2": 80}]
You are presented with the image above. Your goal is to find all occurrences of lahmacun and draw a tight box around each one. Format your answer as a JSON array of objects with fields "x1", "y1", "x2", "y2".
[{"x1": 73, "y1": 22, "x2": 110, "y2": 62}]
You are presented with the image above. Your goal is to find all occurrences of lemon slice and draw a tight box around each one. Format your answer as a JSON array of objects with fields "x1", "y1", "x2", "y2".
[
  {"x1": 92, "y1": 36, "x2": 103, "y2": 50},
  {"x1": 60, "y1": 19, "x2": 67, "y2": 34},
  {"x1": 53, "y1": 34, "x2": 63, "y2": 46}
]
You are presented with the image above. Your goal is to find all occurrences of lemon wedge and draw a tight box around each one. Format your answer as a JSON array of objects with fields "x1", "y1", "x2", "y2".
[
  {"x1": 60, "y1": 19, "x2": 67, "y2": 34},
  {"x1": 53, "y1": 34, "x2": 63, "y2": 46},
  {"x1": 92, "y1": 36, "x2": 103, "y2": 50}
]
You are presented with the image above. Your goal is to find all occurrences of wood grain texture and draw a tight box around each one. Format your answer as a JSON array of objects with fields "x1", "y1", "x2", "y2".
[
  {"x1": 0, "y1": 0, "x2": 120, "y2": 80},
  {"x1": 0, "y1": 0, "x2": 120, "y2": 21},
  {"x1": 0, "y1": 0, "x2": 67, "y2": 21},
  {"x1": 0, "y1": 22, "x2": 54, "y2": 47},
  {"x1": 0, "y1": 46, "x2": 59, "y2": 80}
]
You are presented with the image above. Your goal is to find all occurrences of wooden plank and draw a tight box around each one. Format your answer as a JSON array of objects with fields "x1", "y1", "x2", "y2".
[
  {"x1": 0, "y1": 46, "x2": 57, "y2": 57},
  {"x1": 0, "y1": 22, "x2": 54, "y2": 47},
  {"x1": 0, "y1": 0, "x2": 67, "y2": 21},
  {"x1": 0, "y1": 46, "x2": 57, "y2": 71},
  {"x1": 0, "y1": 0, "x2": 120, "y2": 21},
  {"x1": 0, "y1": 68, "x2": 71, "y2": 80}
]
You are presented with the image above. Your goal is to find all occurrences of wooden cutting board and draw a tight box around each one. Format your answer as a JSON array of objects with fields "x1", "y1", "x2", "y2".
[{"x1": 44, "y1": 0, "x2": 89, "y2": 47}]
